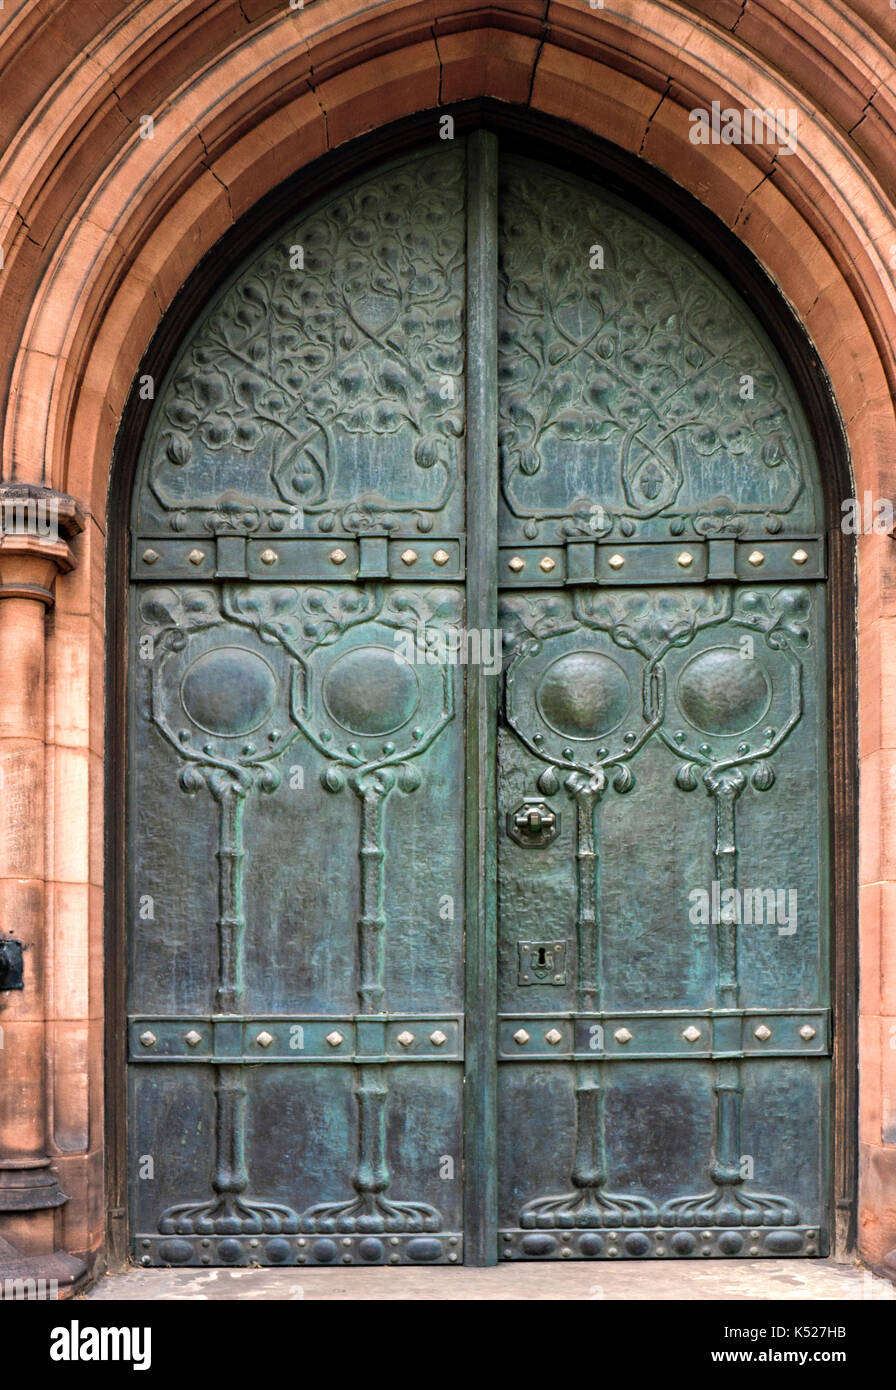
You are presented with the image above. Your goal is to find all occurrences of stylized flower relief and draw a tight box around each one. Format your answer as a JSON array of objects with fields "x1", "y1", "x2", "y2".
[
  {"x1": 736, "y1": 588, "x2": 812, "y2": 646},
  {"x1": 498, "y1": 165, "x2": 813, "y2": 539},
  {"x1": 138, "y1": 586, "x2": 221, "y2": 635},
  {"x1": 141, "y1": 151, "x2": 465, "y2": 531}
]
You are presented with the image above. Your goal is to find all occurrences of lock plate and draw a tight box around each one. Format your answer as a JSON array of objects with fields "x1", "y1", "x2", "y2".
[
  {"x1": 518, "y1": 939, "x2": 568, "y2": 986},
  {"x1": 506, "y1": 798, "x2": 560, "y2": 848}
]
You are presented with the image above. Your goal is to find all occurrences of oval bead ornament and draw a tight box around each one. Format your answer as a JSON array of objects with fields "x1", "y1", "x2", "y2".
[
  {"x1": 322, "y1": 645, "x2": 420, "y2": 736},
  {"x1": 536, "y1": 651, "x2": 631, "y2": 740},
  {"x1": 676, "y1": 646, "x2": 771, "y2": 737},
  {"x1": 181, "y1": 647, "x2": 278, "y2": 737}
]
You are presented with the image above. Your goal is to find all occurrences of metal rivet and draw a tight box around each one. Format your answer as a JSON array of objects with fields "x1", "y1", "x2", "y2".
[
  {"x1": 539, "y1": 556, "x2": 556, "y2": 573},
  {"x1": 806, "y1": 1245, "x2": 816, "y2": 1255},
  {"x1": 509, "y1": 556, "x2": 525, "y2": 573},
  {"x1": 754, "y1": 1024, "x2": 772, "y2": 1042},
  {"x1": 608, "y1": 553, "x2": 625, "y2": 570},
  {"x1": 799, "y1": 1024, "x2": 817, "y2": 1041},
  {"x1": 139, "y1": 1031, "x2": 157, "y2": 1047},
  {"x1": 341, "y1": 1238, "x2": 352, "y2": 1247},
  {"x1": 141, "y1": 1256, "x2": 151, "y2": 1266},
  {"x1": 256, "y1": 1031, "x2": 274, "y2": 1048},
  {"x1": 792, "y1": 548, "x2": 809, "y2": 565},
  {"x1": 429, "y1": 1030, "x2": 448, "y2": 1046},
  {"x1": 260, "y1": 548, "x2": 278, "y2": 566},
  {"x1": 184, "y1": 1030, "x2": 202, "y2": 1047},
  {"x1": 142, "y1": 548, "x2": 160, "y2": 565},
  {"x1": 329, "y1": 548, "x2": 347, "y2": 565},
  {"x1": 325, "y1": 1030, "x2": 344, "y2": 1047},
  {"x1": 448, "y1": 1253, "x2": 458, "y2": 1262},
  {"x1": 682, "y1": 1025, "x2": 702, "y2": 1043},
  {"x1": 513, "y1": 1029, "x2": 530, "y2": 1045},
  {"x1": 389, "y1": 1238, "x2": 399, "y2": 1246},
  {"x1": 676, "y1": 551, "x2": 694, "y2": 568},
  {"x1": 397, "y1": 1030, "x2": 415, "y2": 1047},
  {"x1": 748, "y1": 550, "x2": 765, "y2": 566},
  {"x1": 433, "y1": 549, "x2": 450, "y2": 566},
  {"x1": 544, "y1": 1028, "x2": 563, "y2": 1046},
  {"x1": 401, "y1": 549, "x2": 418, "y2": 566},
  {"x1": 614, "y1": 1027, "x2": 633, "y2": 1044},
  {"x1": 749, "y1": 1246, "x2": 760, "y2": 1255},
  {"x1": 187, "y1": 549, "x2": 205, "y2": 565},
  {"x1": 297, "y1": 1239, "x2": 307, "y2": 1247}
]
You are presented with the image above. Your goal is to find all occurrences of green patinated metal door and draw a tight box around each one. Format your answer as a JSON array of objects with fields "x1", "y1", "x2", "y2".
[{"x1": 126, "y1": 134, "x2": 830, "y2": 1268}]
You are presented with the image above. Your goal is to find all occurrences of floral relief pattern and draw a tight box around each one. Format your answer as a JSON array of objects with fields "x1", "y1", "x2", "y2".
[
  {"x1": 498, "y1": 159, "x2": 819, "y2": 542},
  {"x1": 139, "y1": 149, "x2": 466, "y2": 537}
]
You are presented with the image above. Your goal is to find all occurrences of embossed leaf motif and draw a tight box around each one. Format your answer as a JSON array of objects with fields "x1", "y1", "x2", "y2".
[
  {"x1": 498, "y1": 164, "x2": 814, "y2": 539},
  {"x1": 145, "y1": 152, "x2": 465, "y2": 534},
  {"x1": 676, "y1": 762, "x2": 699, "y2": 791},
  {"x1": 537, "y1": 766, "x2": 561, "y2": 797}
]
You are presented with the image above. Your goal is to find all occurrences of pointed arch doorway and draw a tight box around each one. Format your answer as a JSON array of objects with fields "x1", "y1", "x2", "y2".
[{"x1": 113, "y1": 118, "x2": 855, "y2": 1270}]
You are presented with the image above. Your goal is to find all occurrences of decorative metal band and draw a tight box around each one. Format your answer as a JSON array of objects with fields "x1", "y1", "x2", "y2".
[
  {"x1": 499, "y1": 538, "x2": 824, "y2": 587},
  {"x1": 498, "y1": 1009, "x2": 830, "y2": 1061},
  {"x1": 135, "y1": 1232, "x2": 462, "y2": 1268},
  {"x1": 132, "y1": 534, "x2": 466, "y2": 582},
  {"x1": 500, "y1": 1226, "x2": 821, "y2": 1261},
  {"x1": 129, "y1": 1015, "x2": 464, "y2": 1063}
]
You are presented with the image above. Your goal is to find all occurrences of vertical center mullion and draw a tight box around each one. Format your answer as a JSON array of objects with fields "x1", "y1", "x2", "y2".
[{"x1": 463, "y1": 128, "x2": 500, "y2": 1266}]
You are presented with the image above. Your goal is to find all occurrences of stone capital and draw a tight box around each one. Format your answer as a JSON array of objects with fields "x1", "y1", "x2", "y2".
[{"x1": 0, "y1": 484, "x2": 85, "y2": 604}]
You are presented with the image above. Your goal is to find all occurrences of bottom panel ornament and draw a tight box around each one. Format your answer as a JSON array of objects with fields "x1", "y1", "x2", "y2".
[
  {"x1": 135, "y1": 1232, "x2": 462, "y2": 1267},
  {"x1": 500, "y1": 1226, "x2": 822, "y2": 1260}
]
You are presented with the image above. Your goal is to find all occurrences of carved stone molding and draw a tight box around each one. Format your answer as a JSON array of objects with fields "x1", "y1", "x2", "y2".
[{"x1": 0, "y1": 483, "x2": 84, "y2": 604}]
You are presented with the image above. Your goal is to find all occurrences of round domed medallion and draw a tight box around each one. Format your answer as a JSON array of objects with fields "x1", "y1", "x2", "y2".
[
  {"x1": 535, "y1": 651, "x2": 631, "y2": 741},
  {"x1": 322, "y1": 645, "x2": 420, "y2": 736},
  {"x1": 181, "y1": 647, "x2": 277, "y2": 736},
  {"x1": 676, "y1": 646, "x2": 771, "y2": 736}
]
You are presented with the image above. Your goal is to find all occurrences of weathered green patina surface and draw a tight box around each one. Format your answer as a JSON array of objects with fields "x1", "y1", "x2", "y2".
[{"x1": 127, "y1": 137, "x2": 829, "y2": 1268}]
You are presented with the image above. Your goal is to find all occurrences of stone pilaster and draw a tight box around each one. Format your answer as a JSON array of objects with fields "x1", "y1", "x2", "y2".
[{"x1": 0, "y1": 484, "x2": 87, "y2": 1291}]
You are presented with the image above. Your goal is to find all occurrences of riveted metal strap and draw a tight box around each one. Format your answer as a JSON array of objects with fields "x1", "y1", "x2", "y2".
[
  {"x1": 498, "y1": 1008, "x2": 829, "y2": 1060},
  {"x1": 132, "y1": 534, "x2": 466, "y2": 582},
  {"x1": 498, "y1": 537, "x2": 825, "y2": 587},
  {"x1": 129, "y1": 1014, "x2": 464, "y2": 1063}
]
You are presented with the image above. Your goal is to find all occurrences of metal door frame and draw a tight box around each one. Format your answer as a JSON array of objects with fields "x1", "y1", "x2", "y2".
[{"x1": 105, "y1": 103, "x2": 857, "y2": 1271}]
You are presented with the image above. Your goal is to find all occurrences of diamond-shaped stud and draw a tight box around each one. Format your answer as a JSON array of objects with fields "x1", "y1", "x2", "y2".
[
  {"x1": 429, "y1": 1030, "x2": 448, "y2": 1046},
  {"x1": 539, "y1": 556, "x2": 556, "y2": 573},
  {"x1": 260, "y1": 548, "x2": 278, "y2": 566},
  {"x1": 544, "y1": 1028, "x2": 563, "y2": 1046},
  {"x1": 329, "y1": 548, "x2": 347, "y2": 565},
  {"x1": 676, "y1": 551, "x2": 694, "y2": 568},
  {"x1": 433, "y1": 549, "x2": 450, "y2": 566},
  {"x1": 682, "y1": 1025, "x2": 702, "y2": 1043},
  {"x1": 325, "y1": 1031, "x2": 344, "y2": 1047},
  {"x1": 187, "y1": 549, "x2": 205, "y2": 565},
  {"x1": 792, "y1": 548, "x2": 809, "y2": 565},
  {"x1": 142, "y1": 548, "x2": 160, "y2": 565},
  {"x1": 608, "y1": 554, "x2": 626, "y2": 570},
  {"x1": 508, "y1": 556, "x2": 525, "y2": 573},
  {"x1": 799, "y1": 1024, "x2": 817, "y2": 1041},
  {"x1": 184, "y1": 1030, "x2": 202, "y2": 1047},
  {"x1": 256, "y1": 1031, "x2": 274, "y2": 1048},
  {"x1": 139, "y1": 1031, "x2": 157, "y2": 1048},
  {"x1": 748, "y1": 550, "x2": 765, "y2": 566},
  {"x1": 614, "y1": 1027, "x2": 633, "y2": 1044},
  {"x1": 401, "y1": 549, "x2": 418, "y2": 566},
  {"x1": 397, "y1": 1030, "x2": 415, "y2": 1047},
  {"x1": 513, "y1": 1029, "x2": 530, "y2": 1045},
  {"x1": 754, "y1": 1024, "x2": 772, "y2": 1042}
]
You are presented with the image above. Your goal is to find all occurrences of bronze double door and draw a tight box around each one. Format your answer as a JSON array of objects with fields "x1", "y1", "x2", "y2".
[{"x1": 126, "y1": 133, "x2": 830, "y2": 1267}]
